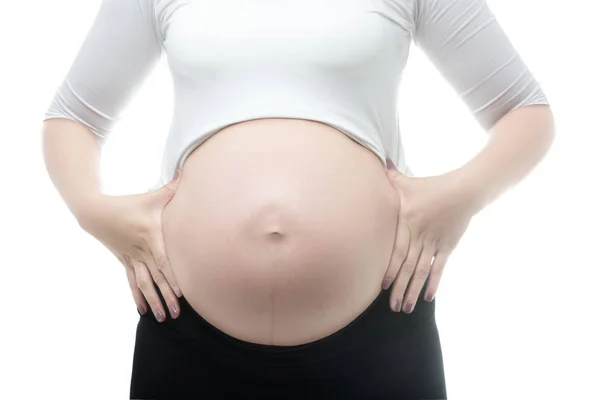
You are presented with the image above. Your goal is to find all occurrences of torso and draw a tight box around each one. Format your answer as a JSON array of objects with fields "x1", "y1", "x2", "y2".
[{"x1": 161, "y1": 118, "x2": 400, "y2": 345}]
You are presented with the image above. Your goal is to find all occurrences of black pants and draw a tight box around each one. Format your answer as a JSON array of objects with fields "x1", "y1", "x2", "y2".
[{"x1": 130, "y1": 278, "x2": 447, "y2": 399}]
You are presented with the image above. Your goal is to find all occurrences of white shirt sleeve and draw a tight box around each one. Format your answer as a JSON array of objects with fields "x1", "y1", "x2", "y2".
[
  {"x1": 43, "y1": 0, "x2": 163, "y2": 144},
  {"x1": 413, "y1": 0, "x2": 549, "y2": 131}
]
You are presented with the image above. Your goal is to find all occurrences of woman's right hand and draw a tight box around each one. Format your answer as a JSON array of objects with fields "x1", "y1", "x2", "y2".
[{"x1": 79, "y1": 169, "x2": 183, "y2": 322}]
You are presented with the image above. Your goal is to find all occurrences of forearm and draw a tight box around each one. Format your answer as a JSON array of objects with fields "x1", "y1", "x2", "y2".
[
  {"x1": 450, "y1": 104, "x2": 556, "y2": 214},
  {"x1": 41, "y1": 118, "x2": 106, "y2": 225}
]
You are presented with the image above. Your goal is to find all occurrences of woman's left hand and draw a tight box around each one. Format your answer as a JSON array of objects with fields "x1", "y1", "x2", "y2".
[{"x1": 382, "y1": 162, "x2": 480, "y2": 313}]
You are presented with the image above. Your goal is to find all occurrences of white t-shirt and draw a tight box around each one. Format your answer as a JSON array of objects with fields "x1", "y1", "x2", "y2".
[{"x1": 43, "y1": 0, "x2": 549, "y2": 190}]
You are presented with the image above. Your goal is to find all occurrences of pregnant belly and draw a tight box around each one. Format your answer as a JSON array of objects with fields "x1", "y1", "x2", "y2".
[{"x1": 161, "y1": 118, "x2": 400, "y2": 346}]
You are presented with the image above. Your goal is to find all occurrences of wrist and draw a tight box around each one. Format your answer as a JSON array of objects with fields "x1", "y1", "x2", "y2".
[{"x1": 445, "y1": 166, "x2": 491, "y2": 216}]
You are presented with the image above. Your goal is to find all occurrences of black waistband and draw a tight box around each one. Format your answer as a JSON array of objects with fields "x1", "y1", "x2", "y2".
[{"x1": 144, "y1": 279, "x2": 436, "y2": 370}]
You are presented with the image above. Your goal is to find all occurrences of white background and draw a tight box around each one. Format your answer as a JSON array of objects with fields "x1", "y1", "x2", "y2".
[{"x1": 1, "y1": 0, "x2": 598, "y2": 398}]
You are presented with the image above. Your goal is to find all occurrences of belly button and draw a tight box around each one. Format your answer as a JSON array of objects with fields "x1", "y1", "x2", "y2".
[{"x1": 267, "y1": 231, "x2": 285, "y2": 240}]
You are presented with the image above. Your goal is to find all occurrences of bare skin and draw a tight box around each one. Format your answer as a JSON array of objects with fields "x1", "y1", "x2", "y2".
[
  {"x1": 161, "y1": 118, "x2": 401, "y2": 345},
  {"x1": 44, "y1": 104, "x2": 553, "y2": 346}
]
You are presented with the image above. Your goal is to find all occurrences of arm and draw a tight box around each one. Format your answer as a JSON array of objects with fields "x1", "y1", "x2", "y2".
[
  {"x1": 452, "y1": 104, "x2": 555, "y2": 214},
  {"x1": 413, "y1": 0, "x2": 554, "y2": 213},
  {"x1": 42, "y1": 118, "x2": 104, "y2": 224},
  {"x1": 41, "y1": 0, "x2": 163, "y2": 224}
]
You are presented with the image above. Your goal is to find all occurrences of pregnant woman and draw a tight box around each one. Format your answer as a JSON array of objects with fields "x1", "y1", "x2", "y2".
[{"x1": 41, "y1": 0, "x2": 554, "y2": 398}]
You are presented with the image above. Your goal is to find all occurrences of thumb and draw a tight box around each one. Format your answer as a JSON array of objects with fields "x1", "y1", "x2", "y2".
[
  {"x1": 385, "y1": 162, "x2": 408, "y2": 187},
  {"x1": 155, "y1": 168, "x2": 182, "y2": 202},
  {"x1": 385, "y1": 159, "x2": 401, "y2": 181},
  {"x1": 385, "y1": 158, "x2": 401, "y2": 179}
]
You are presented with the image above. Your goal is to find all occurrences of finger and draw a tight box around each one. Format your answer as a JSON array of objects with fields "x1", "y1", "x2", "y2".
[
  {"x1": 424, "y1": 250, "x2": 451, "y2": 302},
  {"x1": 402, "y1": 244, "x2": 435, "y2": 313},
  {"x1": 120, "y1": 254, "x2": 148, "y2": 315},
  {"x1": 143, "y1": 251, "x2": 180, "y2": 320},
  {"x1": 148, "y1": 231, "x2": 182, "y2": 298},
  {"x1": 132, "y1": 259, "x2": 167, "y2": 323},
  {"x1": 390, "y1": 239, "x2": 423, "y2": 312},
  {"x1": 382, "y1": 218, "x2": 411, "y2": 290},
  {"x1": 125, "y1": 265, "x2": 148, "y2": 315}
]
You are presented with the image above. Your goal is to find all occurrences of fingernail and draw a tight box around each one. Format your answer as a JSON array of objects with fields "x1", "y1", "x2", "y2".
[
  {"x1": 169, "y1": 305, "x2": 178, "y2": 318},
  {"x1": 154, "y1": 310, "x2": 165, "y2": 322},
  {"x1": 386, "y1": 158, "x2": 397, "y2": 170},
  {"x1": 173, "y1": 169, "x2": 181, "y2": 181},
  {"x1": 174, "y1": 286, "x2": 182, "y2": 297},
  {"x1": 393, "y1": 300, "x2": 402, "y2": 312},
  {"x1": 382, "y1": 277, "x2": 393, "y2": 290},
  {"x1": 137, "y1": 307, "x2": 147, "y2": 316},
  {"x1": 425, "y1": 294, "x2": 433, "y2": 302},
  {"x1": 404, "y1": 302, "x2": 415, "y2": 314}
]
